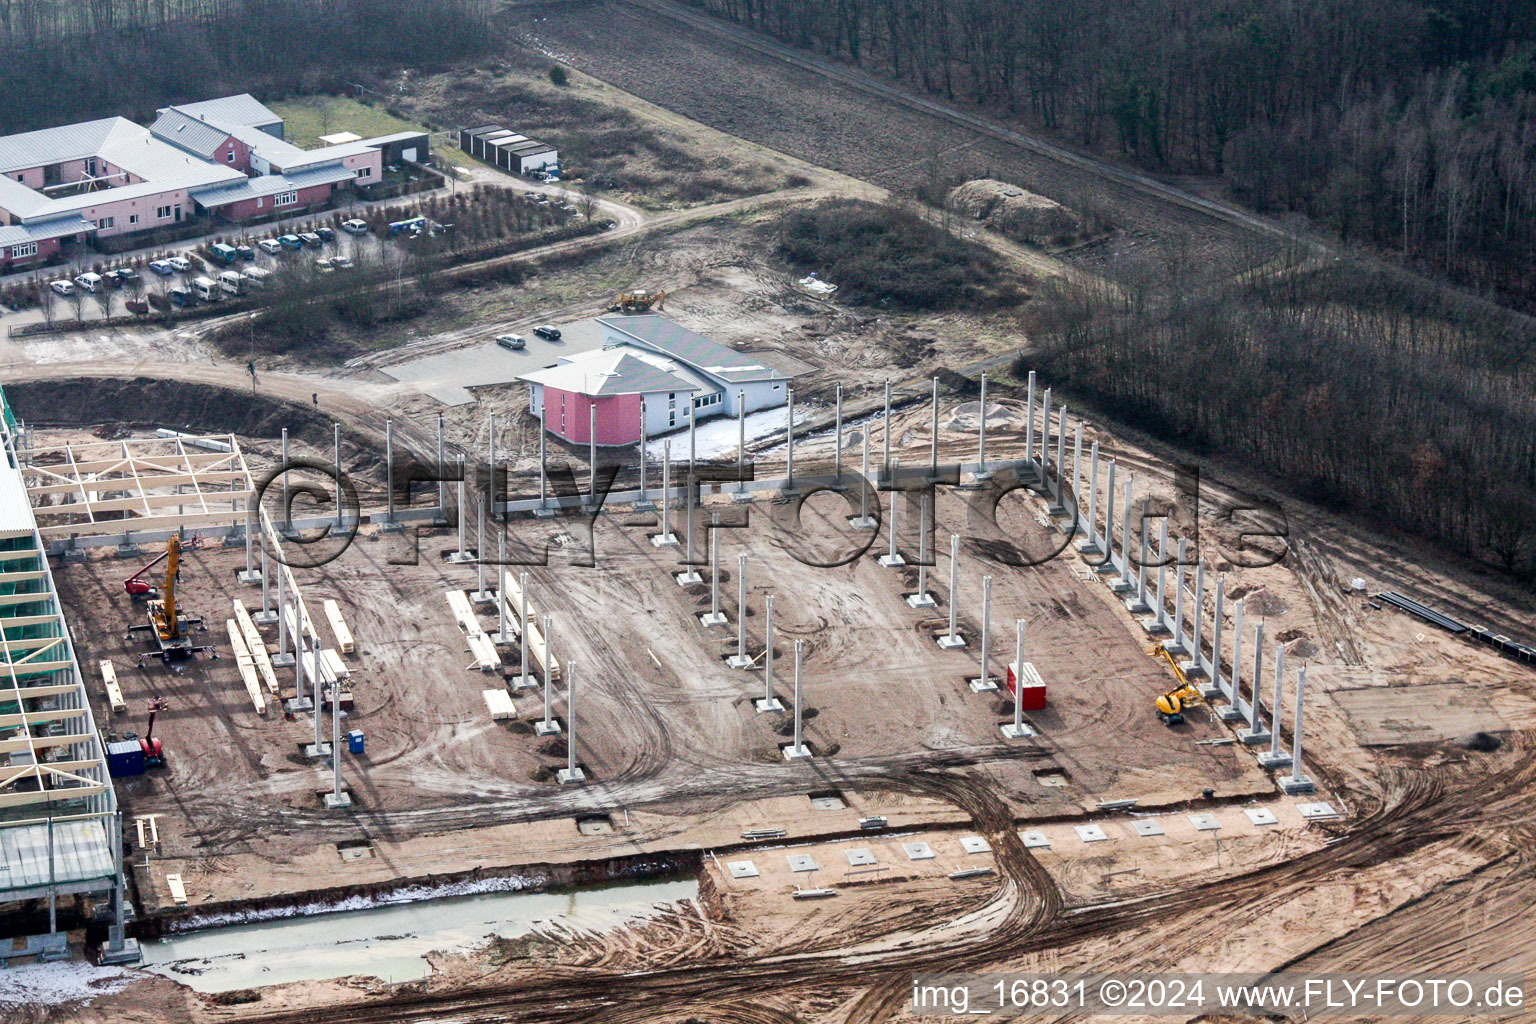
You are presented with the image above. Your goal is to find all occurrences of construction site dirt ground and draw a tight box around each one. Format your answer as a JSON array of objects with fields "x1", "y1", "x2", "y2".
[{"x1": 56, "y1": 418, "x2": 1281, "y2": 920}]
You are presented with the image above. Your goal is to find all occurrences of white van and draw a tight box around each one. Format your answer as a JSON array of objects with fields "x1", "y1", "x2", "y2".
[
  {"x1": 74, "y1": 272, "x2": 103, "y2": 293},
  {"x1": 240, "y1": 266, "x2": 271, "y2": 289},
  {"x1": 191, "y1": 276, "x2": 220, "y2": 302},
  {"x1": 218, "y1": 270, "x2": 244, "y2": 296}
]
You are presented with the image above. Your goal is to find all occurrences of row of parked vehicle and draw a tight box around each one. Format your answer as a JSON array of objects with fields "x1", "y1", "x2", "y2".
[
  {"x1": 494, "y1": 324, "x2": 562, "y2": 350},
  {"x1": 43, "y1": 216, "x2": 374, "y2": 305},
  {"x1": 48, "y1": 265, "x2": 141, "y2": 296}
]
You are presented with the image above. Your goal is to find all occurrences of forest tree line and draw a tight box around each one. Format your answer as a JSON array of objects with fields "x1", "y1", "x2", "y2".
[
  {"x1": 691, "y1": 0, "x2": 1536, "y2": 308},
  {"x1": 0, "y1": 0, "x2": 494, "y2": 131},
  {"x1": 1029, "y1": 253, "x2": 1536, "y2": 579}
]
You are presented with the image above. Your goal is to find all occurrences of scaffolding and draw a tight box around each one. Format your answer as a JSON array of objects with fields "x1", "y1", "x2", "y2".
[{"x1": 0, "y1": 384, "x2": 135, "y2": 963}]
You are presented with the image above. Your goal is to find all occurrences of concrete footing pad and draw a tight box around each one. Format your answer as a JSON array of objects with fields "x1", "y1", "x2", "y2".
[
  {"x1": 905, "y1": 593, "x2": 937, "y2": 609},
  {"x1": 848, "y1": 516, "x2": 878, "y2": 530},
  {"x1": 323, "y1": 791, "x2": 353, "y2": 809},
  {"x1": 877, "y1": 554, "x2": 906, "y2": 568},
  {"x1": 754, "y1": 697, "x2": 784, "y2": 713},
  {"x1": 1000, "y1": 723, "x2": 1037, "y2": 739},
  {"x1": 968, "y1": 677, "x2": 999, "y2": 693},
  {"x1": 303, "y1": 742, "x2": 332, "y2": 760},
  {"x1": 1238, "y1": 728, "x2": 1271, "y2": 745},
  {"x1": 700, "y1": 612, "x2": 728, "y2": 627},
  {"x1": 1258, "y1": 750, "x2": 1293, "y2": 770},
  {"x1": 726, "y1": 654, "x2": 754, "y2": 669},
  {"x1": 937, "y1": 634, "x2": 967, "y2": 650},
  {"x1": 675, "y1": 570, "x2": 702, "y2": 586},
  {"x1": 781, "y1": 744, "x2": 812, "y2": 761},
  {"x1": 237, "y1": 570, "x2": 263, "y2": 585},
  {"x1": 731, "y1": 492, "x2": 754, "y2": 504},
  {"x1": 557, "y1": 767, "x2": 587, "y2": 785},
  {"x1": 650, "y1": 533, "x2": 678, "y2": 547},
  {"x1": 509, "y1": 675, "x2": 538, "y2": 692},
  {"x1": 99, "y1": 938, "x2": 143, "y2": 965},
  {"x1": 535, "y1": 720, "x2": 562, "y2": 736},
  {"x1": 631, "y1": 500, "x2": 657, "y2": 512},
  {"x1": 1278, "y1": 773, "x2": 1315, "y2": 794}
]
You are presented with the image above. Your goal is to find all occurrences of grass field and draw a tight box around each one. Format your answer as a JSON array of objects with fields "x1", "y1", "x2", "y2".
[{"x1": 268, "y1": 95, "x2": 423, "y2": 149}]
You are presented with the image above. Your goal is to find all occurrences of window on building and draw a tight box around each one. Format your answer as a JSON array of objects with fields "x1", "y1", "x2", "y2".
[
  {"x1": 156, "y1": 205, "x2": 172, "y2": 220},
  {"x1": 94, "y1": 216, "x2": 114, "y2": 229},
  {"x1": 355, "y1": 167, "x2": 371, "y2": 179},
  {"x1": 128, "y1": 214, "x2": 139, "y2": 225},
  {"x1": 84, "y1": 157, "x2": 96, "y2": 176},
  {"x1": 273, "y1": 191, "x2": 298, "y2": 207},
  {"x1": 226, "y1": 150, "x2": 236, "y2": 162},
  {"x1": 10, "y1": 243, "x2": 36, "y2": 259},
  {"x1": 692, "y1": 392, "x2": 721, "y2": 410}
]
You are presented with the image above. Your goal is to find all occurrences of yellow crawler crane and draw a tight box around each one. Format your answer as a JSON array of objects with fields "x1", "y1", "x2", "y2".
[
  {"x1": 1148, "y1": 645, "x2": 1204, "y2": 725},
  {"x1": 131, "y1": 536, "x2": 216, "y2": 665},
  {"x1": 148, "y1": 536, "x2": 182, "y2": 643}
]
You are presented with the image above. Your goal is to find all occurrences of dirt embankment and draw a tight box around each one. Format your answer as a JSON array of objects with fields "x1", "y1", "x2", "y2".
[{"x1": 6, "y1": 377, "x2": 338, "y2": 448}]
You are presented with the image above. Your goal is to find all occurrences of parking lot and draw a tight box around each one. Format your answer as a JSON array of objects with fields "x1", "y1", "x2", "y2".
[{"x1": 378, "y1": 316, "x2": 608, "y2": 405}]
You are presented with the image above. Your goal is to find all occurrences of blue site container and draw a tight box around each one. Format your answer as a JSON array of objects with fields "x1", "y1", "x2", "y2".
[
  {"x1": 346, "y1": 730, "x2": 365, "y2": 754},
  {"x1": 106, "y1": 739, "x2": 145, "y2": 778}
]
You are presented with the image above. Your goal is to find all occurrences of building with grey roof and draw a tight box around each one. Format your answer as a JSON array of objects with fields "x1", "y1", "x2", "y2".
[{"x1": 518, "y1": 315, "x2": 792, "y2": 445}]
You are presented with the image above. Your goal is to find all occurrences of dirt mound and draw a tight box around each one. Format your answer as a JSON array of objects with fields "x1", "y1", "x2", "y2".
[
  {"x1": 945, "y1": 400, "x2": 1023, "y2": 433},
  {"x1": 6, "y1": 377, "x2": 335, "y2": 447},
  {"x1": 1458, "y1": 731, "x2": 1502, "y2": 752},
  {"x1": 949, "y1": 179, "x2": 1081, "y2": 243}
]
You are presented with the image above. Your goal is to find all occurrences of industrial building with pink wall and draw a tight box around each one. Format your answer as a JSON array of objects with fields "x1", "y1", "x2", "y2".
[
  {"x1": 519, "y1": 315, "x2": 794, "y2": 447},
  {"x1": 0, "y1": 93, "x2": 426, "y2": 271}
]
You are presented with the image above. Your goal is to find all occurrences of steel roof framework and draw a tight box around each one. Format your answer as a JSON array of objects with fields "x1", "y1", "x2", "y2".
[{"x1": 21, "y1": 434, "x2": 255, "y2": 539}]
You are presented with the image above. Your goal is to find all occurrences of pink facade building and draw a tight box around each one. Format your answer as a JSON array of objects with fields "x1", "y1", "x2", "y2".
[
  {"x1": 519, "y1": 316, "x2": 794, "y2": 447},
  {"x1": 0, "y1": 93, "x2": 426, "y2": 271}
]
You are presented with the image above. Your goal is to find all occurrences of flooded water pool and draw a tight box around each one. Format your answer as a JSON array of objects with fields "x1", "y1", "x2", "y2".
[{"x1": 140, "y1": 877, "x2": 697, "y2": 993}]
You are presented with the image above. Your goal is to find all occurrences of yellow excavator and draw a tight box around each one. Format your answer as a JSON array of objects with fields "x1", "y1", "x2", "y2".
[
  {"x1": 131, "y1": 536, "x2": 214, "y2": 664},
  {"x1": 1148, "y1": 645, "x2": 1204, "y2": 725},
  {"x1": 608, "y1": 289, "x2": 665, "y2": 313}
]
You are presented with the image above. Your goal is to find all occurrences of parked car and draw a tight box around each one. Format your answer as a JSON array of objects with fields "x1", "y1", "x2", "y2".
[
  {"x1": 341, "y1": 218, "x2": 369, "y2": 235},
  {"x1": 48, "y1": 279, "x2": 76, "y2": 296},
  {"x1": 125, "y1": 299, "x2": 149, "y2": 315},
  {"x1": 218, "y1": 270, "x2": 244, "y2": 296},
  {"x1": 168, "y1": 286, "x2": 194, "y2": 307},
  {"x1": 315, "y1": 226, "x2": 335, "y2": 242},
  {"x1": 257, "y1": 238, "x2": 283, "y2": 255},
  {"x1": 314, "y1": 257, "x2": 335, "y2": 273},
  {"x1": 74, "y1": 272, "x2": 104, "y2": 293},
  {"x1": 165, "y1": 256, "x2": 191, "y2": 273},
  {"x1": 495, "y1": 334, "x2": 527, "y2": 351},
  {"x1": 298, "y1": 231, "x2": 322, "y2": 246},
  {"x1": 207, "y1": 243, "x2": 239, "y2": 265},
  {"x1": 148, "y1": 259, "x2": 175, "y2": 276},
  {"x1": 116, "y1": 265, "x2": 139, "y2": 282},
  {"x1": 240, "y1": 266, "x2": 272, "y2": 288},
  {"x1": 235, "y1": 244, "x2": 256, "y2": 261},
  {"x1": 330, "y1": 254, "x2": 354, "y2": 269},
  {"x1": 191, "y1": 276, "x2": 221, "y2": 302},
  {"x1": 279, "y1": 234, "x2": 303, "y2": 250},
  {"x1": 532, "y1": 324, "x2": 561, "y2": 340}
]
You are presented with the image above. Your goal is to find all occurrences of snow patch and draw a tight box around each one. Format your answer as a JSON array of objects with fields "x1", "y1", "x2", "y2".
[{"x1": 0, "y1": 960, "x2": 135, "y2": 1010}]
